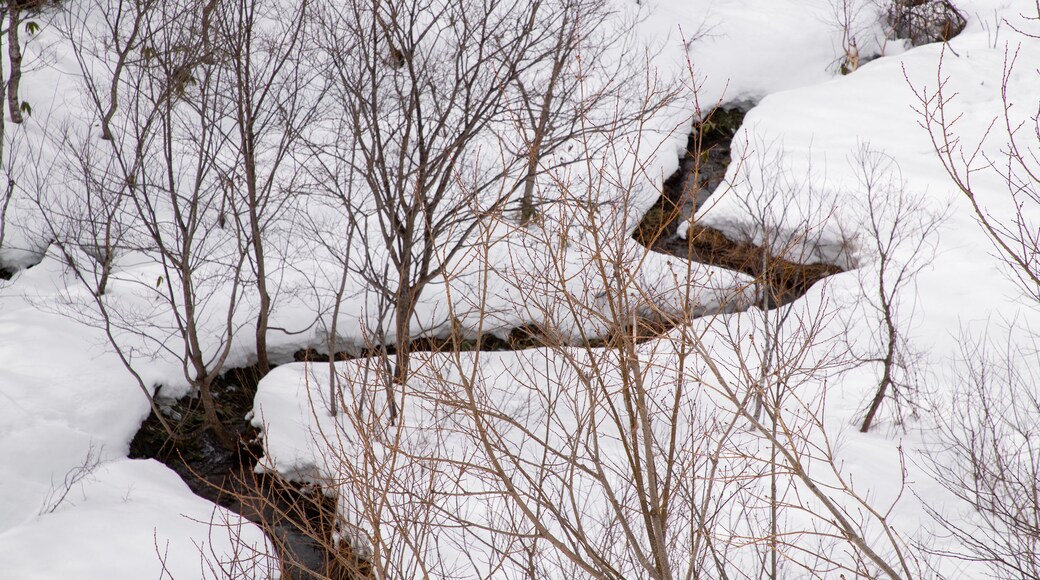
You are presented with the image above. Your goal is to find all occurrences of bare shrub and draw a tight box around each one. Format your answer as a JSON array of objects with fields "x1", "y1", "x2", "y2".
[
  {"x1": 845, "y1": 144, "x2": 947, "y2": 432},
  {"x1": 255, "y1": 111, "x2": 922, "y2": 580},
  {"x1": 910, "y1": 5, "x2": 1040, "y2": 577},
  {"x1": 37, "y1": 442, "x2": 104, "y2": 515},
  {"x1": 921, "y1": 330, "x2": 1040, "y2": 580}
]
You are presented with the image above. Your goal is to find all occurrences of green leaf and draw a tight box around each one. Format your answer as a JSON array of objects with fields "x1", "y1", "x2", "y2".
[
  {"x1": 24, "y1": 21, "x2": 40, "y2": 36},
  {"x1": 19, "y1": 101, "x2": 31, "y2": 116}
]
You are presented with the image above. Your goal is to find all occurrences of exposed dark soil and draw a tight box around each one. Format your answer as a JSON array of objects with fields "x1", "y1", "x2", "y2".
[
  {"x1": 130, "y1": 366, "x2": 369, "y2": 579},
  {"x1": 665, "y1": 223, "x2": 842, "y2": 306},
  {"x1": 886, "y1": 0, "x2": 966, "y2": 47},
  {"x1": 633, "y1": 106, "x2": 843, "y2": 306},
  {"x1": 290, "y1": 325, "x2": 551, "y2": 363},
  {"x1": 634, "y1": 107, "x2": 744, "y2": 248},
  {"x1": 289, "y1": 318, "x2": 675, "y2": 365}
]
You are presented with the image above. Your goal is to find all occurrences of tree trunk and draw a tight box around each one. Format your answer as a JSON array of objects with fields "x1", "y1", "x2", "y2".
[
  {"x1": 390, "y1": 284, "x2": 417, "y2": 425},
  {"x1": 860, "y1": 302, "x2": 898, "y2": 432},
  {"x1": 860, "y1": 338, "x2": 896, "y2": 432},
  {"x1": 7, "y1": 2, "x2": 23, "y2": 124},
  {"x1": 244, "y1": 131, "x2": 272, "y2": 375},
  {"x1": 520, "y1": 52, "x2": 564, "y2": 226},
  {"x1": 180, "y1": 250, "x2": 237, "y2": 450},
  {"x1": 0, "y1": 18, "x2": 6, "y2": 250},
  {"x1": 198, "y1": 376, "x2": 235, "y2": 449}
]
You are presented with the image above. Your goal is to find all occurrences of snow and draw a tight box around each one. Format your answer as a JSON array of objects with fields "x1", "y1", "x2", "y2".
[
  {"x1": 0, "y1": 251, "x2": 276, "y2": 578},
  {"x1": 0, "y1": 459, "x2": 277, "y2": 579},
  {"x1": 1, "y1": 0, "x2": 1038, "y2": 577}
]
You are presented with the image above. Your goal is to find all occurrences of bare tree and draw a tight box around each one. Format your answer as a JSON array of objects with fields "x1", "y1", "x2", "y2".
[
  {"x1": 507, "y1": 0, "x2": 665, "y2": 226},
  {"x1": 909, "y1": 8, "x2": 1040, "y2": 577},
  {"x1": 313, "y1": 0, "x2": 669, "y2": 423},
  {"x1": 30, "y1": 123, "x2": 136, "y2": 296},
  {"x1": 57, "y1": 0, "x2": 251, "y2": 449},
  {"x1": 845, "y1": 144, "x2": 946, "y2": 432},
  {"x1": 207, "y1": 0, "x2": 322, "y2": 375},
  {"x1": 265, "y1": 105, "x2": 923, "y2": 579}
]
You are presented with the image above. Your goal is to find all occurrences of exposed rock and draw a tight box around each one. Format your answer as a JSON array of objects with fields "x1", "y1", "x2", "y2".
[{"x1": 887, "y1": 0, "x2": 966, "y2": 46}]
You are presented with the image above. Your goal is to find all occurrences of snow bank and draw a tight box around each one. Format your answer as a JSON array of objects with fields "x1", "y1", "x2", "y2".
[
  {"x1": 0, "y1": 459, "x2": 277, "y2": 579},
  {"x1": 0, "y1": 253, "x2": 276, "y2": 578},
  {"x1": 4, "y1": 0, "x2": 1037, "y2": 577}
]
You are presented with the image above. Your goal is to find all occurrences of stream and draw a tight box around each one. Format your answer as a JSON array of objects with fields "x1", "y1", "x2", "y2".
[{"x1": 131, "y1": 104, "x2": 846, "y2": 580}]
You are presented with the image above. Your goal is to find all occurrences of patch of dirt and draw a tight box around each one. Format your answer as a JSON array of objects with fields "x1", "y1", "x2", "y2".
[
  {"x1": 634, "y1": 106, "x2": 745, "y2": 246},
  {"x1": 290, "y1": 318, "x2": 678, "y2": 364},
  {"x1": 668, "y1": 223, "x2": 842, "y2": 307},
  {"x1": 633, "y1": 105, "x2": 843, "y2": 307},
  {"x1": 886, "y1": 0, "x2": 966, "y2": 47},
  {"x1": 291, "y1": 325, "x2": 548, "y2": 362}
]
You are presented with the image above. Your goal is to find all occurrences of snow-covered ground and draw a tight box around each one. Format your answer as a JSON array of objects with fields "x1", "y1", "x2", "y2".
[{"x1": 1, "y1": 0, "x2": 1038, "y2": 577}]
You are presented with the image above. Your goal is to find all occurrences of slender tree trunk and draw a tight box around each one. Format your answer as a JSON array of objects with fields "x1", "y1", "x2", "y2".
[
  {"x1": 96, "y1": 219, "x2": 113, "y2": 296},
  {"x1": 228, "y1": 0, "x2": 271, "y2": 374},
  {"x1": 391, "y1": 285, "x2": 415, "y2": 425},
  {"x1": 327, "y1": 258, "x2": 350, "y2": 416},
  {"x1": 198, "y1": 375, "x2": 234, "y2": 449},
  {"x1": 628, "y1": 310, "x2": 672, "y2": 580},
  {"x1": 7, "y1": 1, "x2": 23, "y2": 124},
  {"x1": 243, "y1": 128, "x2": 272, "y2": 375},
  {"x1": 520, "y1": 51, "x2": 564, "y2": 226},
  {"x1": 0, "y1": 18, "x2": 7, "y2": 252},
  {"x1": 99, "y1": 7, "x2": 148, "y2": 141},
  {"x1": 860, "y1": 310, "x2": 897, "y2": 432},
  {"x1": 181, "y1": 260, "x2": 236, "y2": 449},
  {"x1": 769, "y1": 391, "x2": 779, "y2": 580}
]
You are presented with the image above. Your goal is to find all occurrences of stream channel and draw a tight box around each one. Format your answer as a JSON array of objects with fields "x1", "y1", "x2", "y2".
[{"x1": 130, "y1": 105, "x2": 844, "y2": 579}]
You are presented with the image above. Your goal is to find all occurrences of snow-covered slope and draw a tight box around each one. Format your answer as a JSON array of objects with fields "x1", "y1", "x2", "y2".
[{"x1": 1, "y1": 0, "x2": 1037, "y2": 577}]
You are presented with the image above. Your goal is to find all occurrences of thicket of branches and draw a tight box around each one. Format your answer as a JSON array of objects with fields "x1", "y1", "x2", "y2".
[
  {"x1": 1, "y1": 0, "x2": 1037, "y2": 579},
  {"x1": 910, "y1": 7, "x2": 1040, "y2": 575}
]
